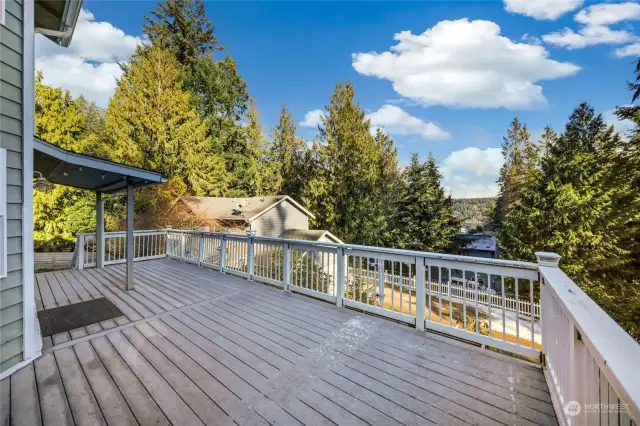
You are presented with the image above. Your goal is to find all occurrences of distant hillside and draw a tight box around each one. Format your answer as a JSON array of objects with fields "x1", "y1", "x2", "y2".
[{"x1": 453, "y1": 198, "x2": 495, "y2": 226}]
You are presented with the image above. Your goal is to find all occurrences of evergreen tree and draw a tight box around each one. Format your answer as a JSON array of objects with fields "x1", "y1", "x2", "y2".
[
  {"x1": 493, "y1": 118, "x2": 530, "y2": 226},
  {"x1": 392, "y1": 154, "x2": 458, "y2": 252},
  {"x1": 107, "y1": 46, "x2": 228, "y2": 196},
  {"x1": 374, "y1": 129, "x2": 401, "y2": 246},
  {"x1": 302, "y1": 82, "x2": 384, "y2": 244},
  {"x1": 143, "y1": 0, "x2": 221, "y2": 67},
  {"x1": 269, "y1": 105, "x2": 308, "y2": 197},
  {"x1": 500, "y1": 103, "x2": 640, "y2": 338}
]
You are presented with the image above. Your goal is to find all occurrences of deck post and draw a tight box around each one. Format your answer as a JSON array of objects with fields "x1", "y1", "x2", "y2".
[
  {"x1": 282, "y1": 242, "x2": 291, "y2": 291},
  {"x1": 220, "y1": 236, "x2": 226, "y2": 274},
  {"x1": 335, "y1": 248, "x2": 344, "y2": 306},
  {"x1": 247, "y1": 237, "x2": 254, "y2": 280},
  {"x1": 377, "y1": 258, "x2": 385, "y2": 306},
  {"x1": 126, "y1": 183, "x2": 134, "y2": 290},
  {"x1": 96, "y1": 192, "x2": 104, "y2": 268},
  {"x1": 180, "y1": 232, "x2": 185, "y2": 262},
  {"x1": 198, "y1": 233, "x2": 205, "y2": 266},
  {"x1": 415, "y1": 257, "x2": 426, "y2": 331},
  {"x1": 77, "y1": 234, "x2": 85, "y2": 270},
  {"x1": 165, "y1": 227, "x2": 171, "y2": 256}
]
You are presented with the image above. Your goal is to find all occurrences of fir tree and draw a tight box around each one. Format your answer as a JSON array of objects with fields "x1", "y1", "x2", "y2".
[
  {"x1": 392, "y1": 154, "x2": 458, "y2": 252},
  {"x1": 493, "y1": 118, "x2": 530, "y2": 227},
  {"x1": 303, "y1": 82, "x2": 383, "y2": 244},
  {"x1": 269, "y1": 105, "x2": 308, "y2": 197},
  {"x1": 107, "y1": 46, "x2": 228, "y2": 196},
  {"x1": 143, "y1": 0, "x2": 221, "y2": 67}
]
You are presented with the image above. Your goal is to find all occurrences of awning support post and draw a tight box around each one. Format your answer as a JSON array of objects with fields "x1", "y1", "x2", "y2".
[
  {"x1": 126, "y1": 183, "x2": 134, "y2": 290},
  {"x1": 96, "y1": 192, "x2": 104, "y2": 269}
]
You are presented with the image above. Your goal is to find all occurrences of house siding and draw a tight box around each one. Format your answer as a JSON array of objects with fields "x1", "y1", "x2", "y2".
[
  {"x1": 0, "y1": 0, "x2": 25, "y2": 372},
  {"x1": 250, "y1": 200, "x2": 309, "y2": 238}
]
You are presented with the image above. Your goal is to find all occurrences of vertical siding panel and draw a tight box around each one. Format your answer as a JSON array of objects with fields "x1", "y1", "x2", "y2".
[{"x1": 0, "y1": 0, "x2": 24, "y2": 373}]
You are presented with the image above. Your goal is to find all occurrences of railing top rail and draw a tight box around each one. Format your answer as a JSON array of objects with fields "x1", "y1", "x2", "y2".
[
  {"x1": 540, "y1": 264, "x2": 640, "y2": 421},
  {"x1": 166, "y1": 229, "x2": 539, "y2": 271},
  {"x1": 79, "y1": 229, "x2": 167, "y2": 237}
]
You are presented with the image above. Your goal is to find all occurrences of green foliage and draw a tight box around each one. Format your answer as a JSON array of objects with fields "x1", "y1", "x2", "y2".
[
  {"x1": 34, "y1": 73, "x2": 99, "y2": 251},
  {"x1": 267, "y1": 105, "x2": 309, "y2": 199},
  {"x1": 143, "y1": 0, "x2": 222, "y2": 67},
  {"x1": 497, "y1": 103, "x2": 640, "y2": 340},
  {"x1": 392, "y1": 154, "x2": 459, "y2": 252},
  {"x1": 107, "y1": 46, "x2": 228, "y2": 196},
  {"x1": 452, "y1": 198, "x2": 495, "y2": 226},
  {"x1": 301, "y1": 82, "x2": 390, "y2": 245}
]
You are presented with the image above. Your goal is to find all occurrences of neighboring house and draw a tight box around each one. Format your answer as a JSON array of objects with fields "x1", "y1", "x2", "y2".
[
  {"x1": 459, "y1": 235, "x2": 500, "y2": 259},
  {"x1": 168, "y1": 195, "x2": 323, "y2": 238},
  {"x1": 278, "y1": 229, "x2": 343, "y2": 244},
  {"x1": 0, "y1": 0, "x2": 84, "y2": 377}
]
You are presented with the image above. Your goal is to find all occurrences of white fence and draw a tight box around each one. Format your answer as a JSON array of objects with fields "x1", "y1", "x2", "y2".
[{"x1": 76, "y1": 229, "x2": 640, "y2": 426}]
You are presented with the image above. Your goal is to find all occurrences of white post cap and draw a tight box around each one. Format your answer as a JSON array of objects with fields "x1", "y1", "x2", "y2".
[{"x1": 535, "y1": 252, "x2": 561, "y2": 267}]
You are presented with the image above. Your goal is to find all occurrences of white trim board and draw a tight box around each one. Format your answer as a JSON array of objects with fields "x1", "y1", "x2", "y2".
[{"x1": 23, "y1": 0, "x2": 41, "y2": 362}]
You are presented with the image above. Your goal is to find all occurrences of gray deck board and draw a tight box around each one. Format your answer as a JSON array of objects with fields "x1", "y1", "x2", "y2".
[
  {"x1": 9, "y1": 364, "x2": 42, "y2": 426},
  {"x1": 34, "y1": 353, "x2": 75, "y2": 426},
  {"x1": 4, "y1": 259, "x2": 556, "y2": 426},
  {"x1": 73, "y1": 341, "x2": 138, "y2": 426},
  {"x1": 53, "y1": 347, "x2": 106, "y2": 426},
  {"x1": 0, "y1": 376, "x2": 9, "y2": 426}
]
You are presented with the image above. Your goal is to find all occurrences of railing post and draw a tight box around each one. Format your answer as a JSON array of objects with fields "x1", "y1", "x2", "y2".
[
  {"x1": 377, "y1": 258, "x2": 385, "y2": 306},
  {"x1": 165, "y1": 228, "x2": 171, "y2": 257},
  {"x1": 282, "y1": 242, "x2": 291, "y2": 291},
  {"x1": 96, "y1": 192, "x2": 104, "y2": 268},
  {"x1": 78, "y1": 234, "x2": 85, "y2": 270},
  {"x1": 415, "y1": 257, "x2": 426, "y2": 331},
  {"x1": 180, "y1": 232, "x2": 185, "y2": 262},
  {"x1": 335, "y1": 248, "x2": 344, "y2": 306},
  {"x1": 220, "y1": 236, "x2": 227, "y2": 274},
  {"x1": 198, "y1": 233, "x2": 205, "y2": 266},
  {"x1": 247, "y1": 237, "x2": 254, "y2": 281},
  {"x1": 536, "y1": 251, "x2": 561, "y2": 362}
]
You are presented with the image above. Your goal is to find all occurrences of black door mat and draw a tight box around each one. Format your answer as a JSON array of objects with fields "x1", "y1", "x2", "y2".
[{"x1": 38, "y1": 298, "x2": 123, "y2": 337}]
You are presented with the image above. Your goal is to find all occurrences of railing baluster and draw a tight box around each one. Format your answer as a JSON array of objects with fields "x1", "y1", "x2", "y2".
[{"x1": 415, "y1": 257, "x2": 425, "y2": 331}]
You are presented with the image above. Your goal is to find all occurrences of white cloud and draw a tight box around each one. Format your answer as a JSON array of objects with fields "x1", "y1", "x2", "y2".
[
  {"x1": 36, "y1": 55, "x2": 123, "y2": 108},
  {"x1": 441, "y1": 147, "x2": 503, "y2": 180},
  {"x1": 445, "y1": 183, "x2": 500, "y2": 199},
  {"x1": 300, "y1": 109, "x2": 325, "y2": 128},
  {"x1": 366, "y1": 105, "x2": 451, "y2": 140},
  {"x1": 605, "y1": 108, "x2": 635, "y2": 138},
  {"x1": 440, "y1": 147, "x2": 503, "y2": 198},
  {"x1": 504, "y1": 0, "x2": 584, "y2": 20},
  {"x1": 542, "y1": 25, "x2": 636, "y2": 49},
  {"x1": 35, "y1": 9, "x2": 144, "y2": 108},
  {"x1": 614, "y1": 42, "x2": 640, "y2": 57},
  {"x1": 352, "y1": 19, "x2": 580, "y2": 110},
  {"x1": 575, "y1": 2, "x2": 640, "y2": 26}
]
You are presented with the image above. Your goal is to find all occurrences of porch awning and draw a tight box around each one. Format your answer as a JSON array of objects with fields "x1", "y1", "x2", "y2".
[{"x1": 34, "y1": 138, "x2": 167, "y2": 193}]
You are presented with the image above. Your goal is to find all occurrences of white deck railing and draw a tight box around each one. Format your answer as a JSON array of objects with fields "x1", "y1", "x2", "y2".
[{"x1": 75, "y1": 229, "x2": 640, "y2": 425}]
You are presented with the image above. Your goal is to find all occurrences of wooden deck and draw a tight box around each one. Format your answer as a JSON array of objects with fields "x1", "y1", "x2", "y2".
[{"x1": 1, "y1": 259, "x2": 557, "y2": 426}]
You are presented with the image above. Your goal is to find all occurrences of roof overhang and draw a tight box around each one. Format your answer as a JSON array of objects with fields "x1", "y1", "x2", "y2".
[
  {"x1": 248, "y1": 196, "x2": 316, "y2": 222},
  {"x1": 35, "y1": 0, "x2": 83, "y2": 47},
  {"x1": 34, "y1": 138, "x2": 167, "y2": 193}
]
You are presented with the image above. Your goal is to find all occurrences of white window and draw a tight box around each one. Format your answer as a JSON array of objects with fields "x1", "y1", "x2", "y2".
[{"x1": 0, "y1": 148, "x2": 6, "y2": 278}]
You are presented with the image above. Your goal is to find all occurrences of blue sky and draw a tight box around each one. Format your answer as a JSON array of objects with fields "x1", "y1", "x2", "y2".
[{"x1": 35, "y1": 0, "x2": 640, "y2": 197}]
